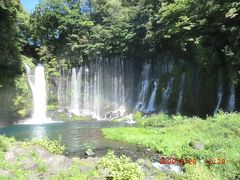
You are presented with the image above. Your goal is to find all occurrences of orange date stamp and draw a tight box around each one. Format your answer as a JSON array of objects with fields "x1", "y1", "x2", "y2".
[{"x1": 160, "y1": 158, "x2": 226, "y2": 165}]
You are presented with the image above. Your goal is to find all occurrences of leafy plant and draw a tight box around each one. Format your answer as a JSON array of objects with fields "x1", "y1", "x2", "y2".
[
  {"x1": 23, "y1": 138, "x2": 65, "y2": 155},
  {"x1": 98, "y1": 151, "x2": 144, "y2": 180}
]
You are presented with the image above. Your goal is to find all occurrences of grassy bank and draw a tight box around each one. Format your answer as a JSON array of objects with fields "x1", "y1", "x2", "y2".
[{"x1": 102, "y1": 112, "x2": 240, "y2": 179}]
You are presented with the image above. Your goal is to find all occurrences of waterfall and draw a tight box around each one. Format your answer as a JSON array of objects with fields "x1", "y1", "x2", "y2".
[
  {"x1": 214, "y1": 71, "x2": 223, "y2": 114},
  {"x1": 161, "y1": 77, "x2": 174, "y2": 113},
  {"x1": 135, "y1": 63, "x2": 151, "y2": 111},
  {"x1": 64, "y1": 58, "x2": 127, "y2": 120},
  {"x1": 57, "y1": 70, "x2": 63, "y2": 110},
  {"x1": 176, "y1": 73, "x2": 185, "y2": 114},
  {"x1": 53, "y1": 57, "x2": 239, "y2": 119},
  {"x1": 70, "y1": 68, "x2": 80, "y2": 115},
  {"x1": 146, "y1": 79, "x2": 159, "y2": 113},
  {"x1": 25, "y1": 64, "x2": 50, "y2": 124},
  {"x1": 227, "y1": 82, "x2": 235, "y2": 112}
]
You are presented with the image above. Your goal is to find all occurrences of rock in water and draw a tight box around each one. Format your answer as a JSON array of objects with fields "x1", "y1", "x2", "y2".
[{"x1": 85, "y1": 149, "x2": 95, "y2": 156}]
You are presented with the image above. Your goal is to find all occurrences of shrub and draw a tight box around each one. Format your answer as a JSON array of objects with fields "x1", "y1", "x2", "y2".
[
  {"x1": 98, "y1": 151, "x2": 144, "y2": 180},
  {"x1": 25, "y1": 138, "x2": 65, "y2": 154},
  {"x1": 0, "y1": 135, "x2": 16, "y2": 151}
]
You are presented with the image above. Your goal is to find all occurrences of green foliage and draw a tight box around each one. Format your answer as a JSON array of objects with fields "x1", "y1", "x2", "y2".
[
  {"x1": 12, "y1": 55, "x2": 35, "y2": 118},
  {"x1": 0, "y1": 0, "x2": 21, "y2": 70},
  {"x1": 47, "y1": 104, "x2": 58, "y2": 111},
  {"x1": 155, "y1": 0, "x2": 240, "y2": 79},
  {"x1": 102, "y1": 113, "x2": 240, "y2": 179},
  {"x1": 0, "y1": 136, "x2": 16, "y2": 152},
  {"x1": 23, "y1": 138, "x2": 65, "y2": 155},
  {"x1": 98, "y1": 151, "x2": 144, "y2": 180},
  {"x1": 133, "y1": 111, "x2": 142, "y2": 122},
  {"x1": 135, "y1": 112, "x2": 172, "y2": 127},
  {"x1": 71, "y1": 115, "x2": 89, "y2": 121}
]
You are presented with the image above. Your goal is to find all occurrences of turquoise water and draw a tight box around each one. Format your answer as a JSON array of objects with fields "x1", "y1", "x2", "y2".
[{"x1": 0, "y1": 121, "x2": 137, "y2": 156}]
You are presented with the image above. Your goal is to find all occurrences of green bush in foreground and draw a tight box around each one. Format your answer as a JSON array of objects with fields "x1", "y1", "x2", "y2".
[
  {"x1": 102, "y1": 112, "x2": 240, "y2": 179},
  {"x1": 0, "y1": 135, "x2": 15, "y2": 152},
  {"x1": 98, "y1": 151, "x2": 144, "y2": 180},
  {"x1": 22, "y1": 137, "x2": 65, "y2": 154}
]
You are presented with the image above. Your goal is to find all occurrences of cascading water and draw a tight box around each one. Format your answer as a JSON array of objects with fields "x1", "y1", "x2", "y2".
[
  {"x1": 135, "y1": 63, "x2": 151, "y2": 111},
  {"x1": 227, "y1": 83, "x2": 235, "y2": 112},
  {"x1": 214, "y1": 70, "x2": 223, "y2": 114},
  {"x1": 53, "y1": 56, "x2": 239, "y2": 119},
  {"x1": 66, "y1": 58, "x2": 127, "y2": 120},
  {"x1": 161, "y1": 77, "x2": 174, "y2": 113},
  {"x1": 25, "y1": 64, "x2": 50, "y2": 124},
  {"x1": 70, "y1": 68, "x2": 80, "y2": 115},
  {"x1": 176, "y1": 73, "x2": 185, "y2": 114},
  {"x1": 146, "y1": 79, "x2": 159, "y2": 113}
]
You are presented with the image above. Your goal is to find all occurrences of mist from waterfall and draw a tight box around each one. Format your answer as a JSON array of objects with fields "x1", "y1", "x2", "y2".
[
  {"x1": 176, "y1": 73, "x2": 185, "y2": 114},
  {"x1": 227, "y1": 82, "x2": 236, "y2": 112},
  {"x1": 214, "y1": 70, "x2": 223, "y2": 114},
  {"x1": 25, "y1": 64, "x2": 49, "y2": 124},
  {"x1": 54, "y1": 57, "x2": 239, "y2": 120},
  {"x1": 58, "y1": 58, "x2": 127, "y2": 120},
  {"x1": 146, "y1": 79, "x2": 159, "y2": 113},
  {"x1": 135, "y1": 63, "x2": 151, "y2": 111},
  {"x1": 161, "y1": 77, "x2": 174, "y2": 113},
  {"x1": 70, "y1": 68, "x2": 80, "y2": 115}
]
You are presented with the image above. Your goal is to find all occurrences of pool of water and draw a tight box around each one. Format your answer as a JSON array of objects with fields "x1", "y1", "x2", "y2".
[{"x1": 0, "y1": 121, "x2": 157, "y2": 160}]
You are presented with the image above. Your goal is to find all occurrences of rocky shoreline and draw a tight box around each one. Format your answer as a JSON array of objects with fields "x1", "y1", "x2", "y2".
[{"x1": 0, "y1": 140, "x2": 183, "y2": 179}]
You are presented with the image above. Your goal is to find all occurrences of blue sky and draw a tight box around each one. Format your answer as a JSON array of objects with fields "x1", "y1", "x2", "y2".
[{"x1": 20, "y1": 0, "x2": 39, "y2": 12}]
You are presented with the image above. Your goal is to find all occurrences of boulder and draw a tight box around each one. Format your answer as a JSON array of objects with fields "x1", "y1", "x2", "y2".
[
  {"x1": 4, "y1": 145, "x2": 32, "y2": 163},
  {"x1": 33, "y1": 145, "x2": 52, "y2": 160},
  {"x1": 44, "y1": 155, "x2": 72, "y2": 174},
  {"x1": 85, "y1": 149, "x2": 95, "y2": 156},
  {"x1": 4, "y1": 151, "x2": 16, "y2": 163},
  {"x1": 0, "y1": 169, "x2": 13, "y2": 177},
  {"x1": 80, "y1": 166, "x2": 94, "y2": 173},
  {"x1": 20, "y1": 158, "x2": 39, "y2": 171}
]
